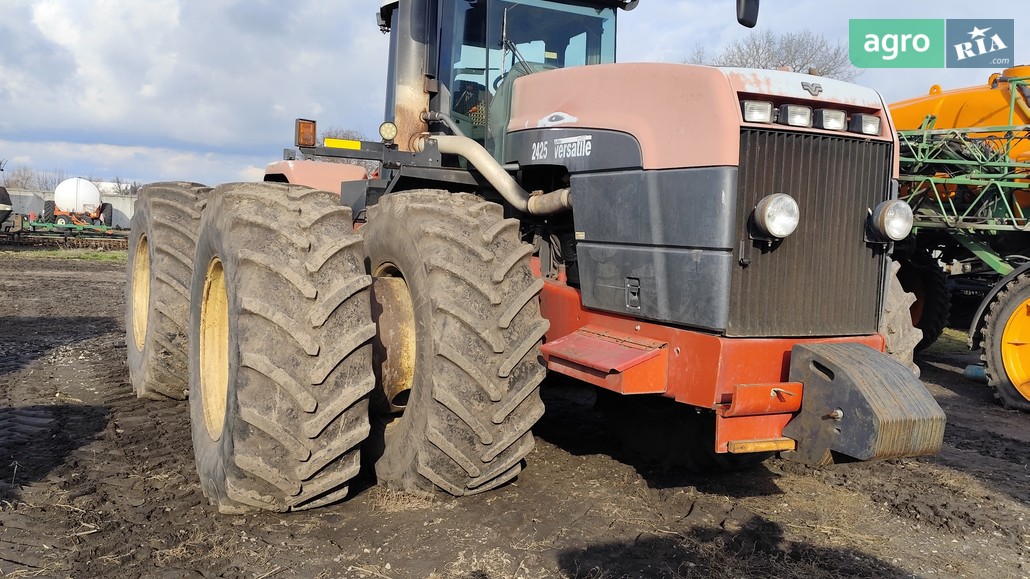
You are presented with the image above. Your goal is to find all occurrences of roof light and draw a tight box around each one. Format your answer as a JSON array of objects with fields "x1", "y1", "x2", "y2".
[
  {"x1": 849, "y1": 113, "x2": 882, "y2": 136},
  {"x1": 778, "y1": 105, "x2": 813, "y2": 128},
  {"x1": 814, "y1": 109, "x2": 847, "y2": 131},
  {"x1": 742, "y1": 100, "x2": 774, "y2": 123}
]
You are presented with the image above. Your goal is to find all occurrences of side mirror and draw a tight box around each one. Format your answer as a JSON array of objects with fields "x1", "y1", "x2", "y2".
[{"x1": 737, "y1": 0, "x2": 759, "y2": 28}]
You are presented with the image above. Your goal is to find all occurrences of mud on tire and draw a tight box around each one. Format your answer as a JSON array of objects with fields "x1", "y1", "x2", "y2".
[
  {"x1": 881, "y1": 259, "x2": 923, "y2": 377},
  {"x1": 363, "y1": 190, "x2": 549, "y2": 496},
  {"x1": 126, "y1": 182, "x2": 208, "y2": 400},
  {"x1": 189, "y1": 183, "x2": 376, "y2": 512}
]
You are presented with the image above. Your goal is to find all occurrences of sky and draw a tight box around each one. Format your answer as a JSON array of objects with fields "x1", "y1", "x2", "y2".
[{"x1": 0, "y1": 0, "x2": 1025, "y2": 187}]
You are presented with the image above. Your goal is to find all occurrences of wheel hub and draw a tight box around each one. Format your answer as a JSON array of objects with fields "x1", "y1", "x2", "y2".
[
  {"x1": 1000, "y1": 296, "x2": 1030, "y2": 399},
  {"x1": 200, "y1": 257, "x2": 230, "y2": 440},
  {"x1": 370, "y1": 269, "x2": 417, "y2": 414},
  {"x1": 131, "y1": 234, "x2": 151, "y2": 352}
]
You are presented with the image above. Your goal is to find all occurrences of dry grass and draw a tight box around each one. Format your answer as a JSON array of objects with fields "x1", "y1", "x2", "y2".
[
  {"x1": 438, "y1": 548, "x2": 522, "y2": 579},
  {"x1": 366, "y1": 486, "x2": 436, "y2": 512},
  {"x1": 3, "y1": 562, "x2": 69, "y2": 578},
  {"x1": 0, "y1": 247, "x2": 127, "y2": 263},
  {"x1": 923, "y1": 327, "x2": 971, "y2": 356},
  {"x1": 152, "y1": 526, "x2": 257, "y2": 567}
]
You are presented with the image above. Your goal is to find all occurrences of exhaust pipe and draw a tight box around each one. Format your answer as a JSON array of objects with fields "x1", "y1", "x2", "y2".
[{"x1": 418, "y1": 134, "x2": 572, "y2": 216}]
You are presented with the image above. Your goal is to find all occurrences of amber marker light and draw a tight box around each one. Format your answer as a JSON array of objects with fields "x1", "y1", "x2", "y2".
[{"x1": 295, "y1": 119, "x2": 317, "y2": 148}]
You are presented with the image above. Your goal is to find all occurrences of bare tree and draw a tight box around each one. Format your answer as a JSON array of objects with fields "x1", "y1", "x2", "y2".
[
  {"x1": 108, "y1": 176, "x2": 143, "y2": 196},
  {"x1": 0, "y1": 159, "x2": 7, "y2": 173},
  {"x1": 1, "y1": 165, "x2": 38, "y2": 190},
  {"x1": 304, "y1": 126, "x2": 381, "y2": 176},
  {"x1": 687, "y1": 30, "x2": 860, "y2": 82},
  {"x1": 36, "y1": 168, "x2": 67, "y2": 192}
]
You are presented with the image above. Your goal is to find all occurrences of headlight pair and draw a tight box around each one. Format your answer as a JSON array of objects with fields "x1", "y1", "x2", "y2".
[{"x1": 750, "y1": 195, "x2": 913, "y2": 242}]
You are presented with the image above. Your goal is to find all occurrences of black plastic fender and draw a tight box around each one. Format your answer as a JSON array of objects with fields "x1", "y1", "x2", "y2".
[{"x1": 967, "y1": 261, "x2": 1030, "y2": 349}]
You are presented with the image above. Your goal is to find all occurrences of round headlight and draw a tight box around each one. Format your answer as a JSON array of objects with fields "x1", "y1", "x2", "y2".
[
  {"x1": 871, "y1": 200, "x2": 913, "y2": 241},
  {"x1": 379, "y1": 121, "x2": 399, "y2": 142},
  {"x1": 754, "y1": 194, "x2": 800, "y2": 239}
]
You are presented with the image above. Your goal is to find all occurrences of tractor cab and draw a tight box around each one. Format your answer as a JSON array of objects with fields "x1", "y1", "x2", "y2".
[
  {"x1": 379, "y1": 0, "x2": 621, "y2": 158},
  {"x1": 435, "y1": 1, "x2": 616, "y2": 157}
]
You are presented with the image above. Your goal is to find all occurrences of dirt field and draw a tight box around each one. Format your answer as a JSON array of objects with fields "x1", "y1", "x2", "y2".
[{"x1": 1, "y1": 249, "x2": 1027, "y2": 578}]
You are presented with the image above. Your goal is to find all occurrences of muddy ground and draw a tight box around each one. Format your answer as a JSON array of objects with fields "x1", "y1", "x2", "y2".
[{"x1": 0, "y1": 249, "x2": 1027, "y2": 578}]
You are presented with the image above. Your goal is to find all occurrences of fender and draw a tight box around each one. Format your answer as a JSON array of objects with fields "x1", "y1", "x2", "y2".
[
  {"x1": 968, "y1": 261, "x2": 1030, "y2": 349},
  {"x1": 263, "y1": 159, "x2": 367, "y2": 194}
]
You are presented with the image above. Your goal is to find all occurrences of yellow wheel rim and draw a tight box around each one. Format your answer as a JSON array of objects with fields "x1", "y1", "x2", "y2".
[
  {"x1": 200, "y1": 257, "x2": 230, "y2": 441},
  {"x1": 1000, "y1": 296, "x2": 1030, "y2": 399},
  {"x1": 130, "y1": 234, "x2": 150, "y2": 352}
]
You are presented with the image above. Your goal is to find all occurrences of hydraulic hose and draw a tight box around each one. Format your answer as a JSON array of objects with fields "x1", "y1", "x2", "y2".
[{"x1": 419, "y1": 134, "x2": 572, "y2": 216}]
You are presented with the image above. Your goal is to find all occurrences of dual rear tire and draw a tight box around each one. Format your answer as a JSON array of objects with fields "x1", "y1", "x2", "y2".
[
  {"x1": 126, "y1": 182, "x2": 209, "y2": 400},
  {"x1": 188, "y1": 183, "x2": 376, "y2": 512},
  {"x1": 362, "y1": 191, "x2": 548, "y2": 495},
  {"x1": 183, "y1": 186, "x2": 547, "y2": 512}
]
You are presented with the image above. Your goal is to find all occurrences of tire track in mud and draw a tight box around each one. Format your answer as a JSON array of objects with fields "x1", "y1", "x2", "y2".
[
  {"x1": 2, "y1": 253, "x2": 1029, "y2": 578},
  {"x1": 0, "y1": 326, "x2": 203, "y2": 576}
]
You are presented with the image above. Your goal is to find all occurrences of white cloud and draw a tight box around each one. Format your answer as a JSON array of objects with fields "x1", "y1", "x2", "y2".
[
  {"x1": 0, "y1": 0, "x2": 1024, "y2": 186},
  {"x1": 0, "y1": 139, "x2": 270, "y2": 185},
  {"x1": 1, "y1": 0, "x2": 389, "y2": 179}
]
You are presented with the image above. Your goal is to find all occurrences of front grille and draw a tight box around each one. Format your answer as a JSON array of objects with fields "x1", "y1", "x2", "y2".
[{"x1": 727, "y1": 129, "x2": 892, "y2": 337}]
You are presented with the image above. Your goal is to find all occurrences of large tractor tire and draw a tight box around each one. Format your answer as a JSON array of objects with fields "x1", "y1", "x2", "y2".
[
  {"x1": 189, "y1": 182, "x2": 376, "y2": 513},
  {"x1": 596, "y1": 391, "x2": 771, "y2": 472},
  {"x1": 43, "y1": 200, "x2": 55, "y2": 223},
  {"x1": 125, "y1": 182, "x2": 208, "y2": 400},
  {"x1": 897, "y1": 252, "x2": 953, "y2": 352},
  {"x1": 362, "y1": 191, "x2": 549, "y2": 496},
  {"x1": 980, "y1": 273, "x2": 1030, "y2": 411},
  {"x1": 881, "y1": 259, "x2": 923, "y2": 377}
]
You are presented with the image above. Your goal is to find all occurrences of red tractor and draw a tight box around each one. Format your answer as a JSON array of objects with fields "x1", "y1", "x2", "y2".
[{"x1": 127, "y1": 0, "x2": 944, "y2": 513}]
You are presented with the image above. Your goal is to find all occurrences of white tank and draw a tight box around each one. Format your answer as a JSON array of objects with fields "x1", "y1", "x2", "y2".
[{"x1": 54, "y1": 178, "x2": 102, "y2": 213}]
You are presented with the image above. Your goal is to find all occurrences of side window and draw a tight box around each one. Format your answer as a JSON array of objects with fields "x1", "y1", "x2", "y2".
[
  {"x1": 565, "y1": 32, "x2": 588, "y2": 67},
  {"x1": 452, "y1": 45, "x2": 491, "y2": 136}
]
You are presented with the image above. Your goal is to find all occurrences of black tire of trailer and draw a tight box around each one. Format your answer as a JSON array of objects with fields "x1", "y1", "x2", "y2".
[
  {"x1": 43, "y1": 200, "x2": 55, "y2": 223},
  {"x1": 100, "y1": 202, "x2": 114, "y2": 226},
  {"x1": 981, "y1": 273, "x2": 1030, "y2": 411},
  {"x1": 596, "y1": 390, "x2": 772, "y2": 472},
  {"x1": 125, "y1": 183, "x2": 209, "y2": 401},
  {"x1": 54, "y1": 214, "x2": 72, "y2": 226},
  {"x1": 897, "y1": 252, "x2": 953, "y2": 352},
  {"x1": 0, "y1": 187, "x2": 12, "y2": 224},
  {"x1": 362, "y1": 190, "x2": 549, "y2": 496},
  {"x1": 881, "y1": 259, "x2": 923, "y2": 377},
  {"x1": 189, "y1": 182, "x2": 376, "y2": 513}
]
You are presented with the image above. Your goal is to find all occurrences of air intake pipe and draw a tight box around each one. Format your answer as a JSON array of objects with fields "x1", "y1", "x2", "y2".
[{"x1": 417, "y1": 134, "x2": 572, "y2": 216}]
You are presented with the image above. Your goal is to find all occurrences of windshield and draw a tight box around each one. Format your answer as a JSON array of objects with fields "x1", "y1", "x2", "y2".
[{"x1": 438, "y1": 0, "x2": 616, "y2": 156}]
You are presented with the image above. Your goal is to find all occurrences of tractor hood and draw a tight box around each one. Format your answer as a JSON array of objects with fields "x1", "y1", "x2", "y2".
[{"x1": 507, "y1": 63, "x2": 895, "y2": 172}]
